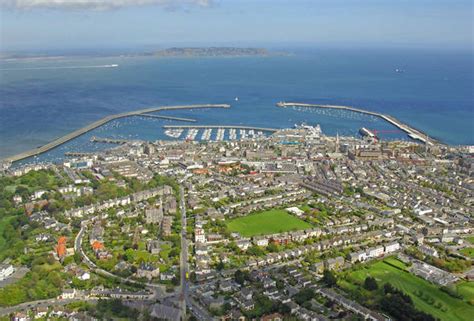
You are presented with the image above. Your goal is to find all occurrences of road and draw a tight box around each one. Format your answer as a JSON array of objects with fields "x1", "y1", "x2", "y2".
[
  {"x1": 0, "y1": 297, "x2": 99, "y2": 316},
  {"x1": 179, "y1": 185, "x2": 189, "y2": 319},
  {"x1": 178, "y1": 182, "x2": 215, "y2": 321}
]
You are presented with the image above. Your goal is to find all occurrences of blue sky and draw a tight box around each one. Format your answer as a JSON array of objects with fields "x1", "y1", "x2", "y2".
[{"x1": 1, "y1": 0, "x2": 472, "y2": 52}]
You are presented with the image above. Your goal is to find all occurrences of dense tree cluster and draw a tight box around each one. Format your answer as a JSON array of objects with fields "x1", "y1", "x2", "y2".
[
  {"x1": 380, "y1": 283, "x2": 436, "y2": 321},
  {"x1": 322, "y1": 269, "x2": 337, "y2": 287},
  {"x1": 363, "y1": 276, "x2": 378, "y2": 291},
  {"x1": 0, "y1": 257, "x2": 63, "y2": 306}
]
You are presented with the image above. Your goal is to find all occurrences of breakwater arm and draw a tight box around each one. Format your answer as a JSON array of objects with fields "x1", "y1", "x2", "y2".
[
  {"x1": 277, "y1": 102, "x2": 437, "y2": 145},
  {"x1": 4, "y1": 104, "x2": 230, "y2": 163}
]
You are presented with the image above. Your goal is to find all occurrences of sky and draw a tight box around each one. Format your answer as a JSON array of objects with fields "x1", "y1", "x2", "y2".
[{"x1": 0, "y1": 0, "x2": 472, "y2": 53}]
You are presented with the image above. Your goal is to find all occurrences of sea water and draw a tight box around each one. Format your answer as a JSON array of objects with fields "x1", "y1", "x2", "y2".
[{"x1": 0, "y1": 47, "x2": 472, "y2": 163}]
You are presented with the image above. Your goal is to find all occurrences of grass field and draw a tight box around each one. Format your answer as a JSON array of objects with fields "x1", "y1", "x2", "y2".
[
  {"x1": 466, "y1": 236, "x2": 474, "y2": 244},
  {"x1": 457, "y1": 282, "x2": 474, "y2": 303},
  {"x1": 0, "y1": 216, "x2": 14, "y2": 257},
  {"x1": 343, "y1": 258, "x2": 474, "y2": 321},
  {"x1": 460, "y1": 247, "x2": 474, "y2": 258},
  {"x1": 226, "y1": 209, "x2": 312, "y2": 237}
]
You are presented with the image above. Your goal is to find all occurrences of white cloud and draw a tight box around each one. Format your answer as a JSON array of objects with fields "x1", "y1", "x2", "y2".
[{"x1": 1, "y1": 0, "x2": 213, "y2": 10}]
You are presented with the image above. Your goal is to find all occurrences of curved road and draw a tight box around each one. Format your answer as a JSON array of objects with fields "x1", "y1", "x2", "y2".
[{"x1": 74, "y1": 222, "x2": 168, "y2": 294}]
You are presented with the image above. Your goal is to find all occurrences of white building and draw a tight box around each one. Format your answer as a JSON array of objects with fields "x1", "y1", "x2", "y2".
[
  {"x1": 367, "y1": 246, "x2": 385, "y2": 258},
  {"x1": 384, "y1": 242, "x2": 401, "y2": 254},
  {"x1": 195, "y1": 228, "x2": 206, "y2": 243},
  {"x1": 0, "y1": 264, "x2": 14, "y2": 281},
  {"x1": 286, "y1": 206, "x2": 305, "y2": 217},
  {"x1": 59, "y1": 288, "x2": 77, "y2": 299},
  {"x1": 254, "y1": 237, "x2": 269, "y2": 247}
]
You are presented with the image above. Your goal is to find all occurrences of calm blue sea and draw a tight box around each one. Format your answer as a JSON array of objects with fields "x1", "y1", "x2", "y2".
[{"x1": 0, "y1": 48, "x2": 473, "y2": 163}]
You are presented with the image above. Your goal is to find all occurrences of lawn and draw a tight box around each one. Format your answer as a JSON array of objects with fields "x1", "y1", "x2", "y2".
[
  {"x1": 343, "y1": 258, "x2": 474, "y2": 321},
  {"x1": 460, "y1": 247, "x2": 474, "y2": 258},
  {"x1": 226, "y1": 209, "x2": 312, "y2": 237},
  {"x1": 466, "y1": 236, "x2": 474, "y2": 245},
  {"x1": 0, "y1": 216, "x2": 14, "y2": 258},
  {"x1": 457, "y1": 281, "x2": 474, "y2": 303}
]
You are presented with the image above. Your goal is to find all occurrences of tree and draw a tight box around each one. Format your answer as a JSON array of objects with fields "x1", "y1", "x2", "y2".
[
  {"x1": 363, "y1": 276, "x2": 378, "y2": 291},
  {"x1": 247, "y1": 245, "x2": 265, "y2": 257},
  {"x1": 293, "y1": 288, "x2": 315, "y2": 305},
  {"x1": 234, "y1": 269, "x2": 249, "y2": 285},
  {"x1": 266, "y1": 243, "x2": 279, "y2": 253},
  {"x1": 322, "y1": 269, "x2": 337, "y2": 287},
  {"x1": 216, "y1": 260, "x2": 225, "y2": 271}
]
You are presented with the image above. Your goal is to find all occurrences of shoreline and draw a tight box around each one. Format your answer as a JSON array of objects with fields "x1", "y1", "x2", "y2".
[{"x1": 1, "y1": 101, "x2": 449, "y2": 165}]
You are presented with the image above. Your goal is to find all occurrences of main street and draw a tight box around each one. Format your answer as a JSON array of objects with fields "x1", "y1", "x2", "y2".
[
  {"x1": 179, "y1": 185, "x2": 189, "y2": 319},
  {"x1": 178, "y1": 183, "x2": 215, "y2": 321}
]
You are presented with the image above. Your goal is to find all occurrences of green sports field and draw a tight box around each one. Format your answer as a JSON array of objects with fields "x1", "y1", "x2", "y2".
[
  {"x1": 343, "y1": 258, "x2": 474, "y2": 321},
  {"x1": 226, "y1": 209, "x2": 312, "y2": 237}
]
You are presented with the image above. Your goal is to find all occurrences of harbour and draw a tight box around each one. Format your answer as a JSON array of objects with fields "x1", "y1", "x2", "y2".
[{"x1": 2, "y1": 104, "x2": 230, "y2": 163}]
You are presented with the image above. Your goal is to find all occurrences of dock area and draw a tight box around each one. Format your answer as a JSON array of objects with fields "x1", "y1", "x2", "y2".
[
  {"x1": 4, "y1": 104, "x2": 230, "y2": 163},
  {"x1": 277, "y1": 102, "x2": 437, "y2": 145},
  {"x1": 163, "y1": 125, "x2": 276, "y2": 141}
]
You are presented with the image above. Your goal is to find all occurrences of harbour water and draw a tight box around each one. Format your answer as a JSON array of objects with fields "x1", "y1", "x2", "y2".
[{"x1": 1, "y1": 47, "x2": 473, "y2": 163}]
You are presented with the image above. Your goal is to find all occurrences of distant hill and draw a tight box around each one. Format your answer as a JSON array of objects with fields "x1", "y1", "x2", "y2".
[{"x1": 154, "y1": 47, "x2": 270, "y2": 57}]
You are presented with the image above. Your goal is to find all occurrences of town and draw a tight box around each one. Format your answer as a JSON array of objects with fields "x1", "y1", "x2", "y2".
[{"x1": 0, "y1": 124, "x2": 472, "y2": 321}]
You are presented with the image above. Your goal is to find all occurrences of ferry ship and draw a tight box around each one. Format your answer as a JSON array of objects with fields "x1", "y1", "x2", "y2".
[
  {"x1": 359, "y1": 127, "x2": 377, "y2": 139},
  {"x1": 164, "y1": 129, "x2": 183, "y2": 138}
]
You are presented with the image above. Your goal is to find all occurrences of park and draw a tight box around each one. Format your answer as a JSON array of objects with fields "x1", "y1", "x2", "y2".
[
  {"x1": 226, "y1": 209, "x2": 312, "y2": 237},
  {"x1": 340, "y1": 257, "x2": 474, "y2": 321}
]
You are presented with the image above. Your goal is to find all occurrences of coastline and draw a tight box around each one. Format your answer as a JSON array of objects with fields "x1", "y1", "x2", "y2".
[{"x1": 2, "y1": 101, "x2": 445, "y2": 165}]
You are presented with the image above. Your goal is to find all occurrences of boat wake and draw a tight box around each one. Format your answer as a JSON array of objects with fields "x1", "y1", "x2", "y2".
[{"x1": 0, "y1": 64, "x2": 119, "y2": 71}]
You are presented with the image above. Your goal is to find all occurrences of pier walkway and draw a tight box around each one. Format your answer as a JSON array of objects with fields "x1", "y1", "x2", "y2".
[
  {"x1": 90, "y1": 137, "x2": 135, "y2": 144},
  {"x1": 4, "y1": 104, "x2": 230, "y2": 163},
  {"x1": 136, "y1": 114, "x2": 197, "y2": 122},
  {"x1": 163, "y1": 125, "x2": 278, "y2": 132},
  {"x1": 277, "y1": 102, "x2": 437, "y2": 145},
  {"x1": 64, "y1": 152, "x2": 94, "y2": 157}
]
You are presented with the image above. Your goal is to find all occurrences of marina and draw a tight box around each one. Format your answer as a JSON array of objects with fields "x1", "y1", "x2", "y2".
[
  {"x1": 229, "y1": 128, "x2": 237, "y2": 140},
  {"x1": 162, "y1": 125, "x2": 278, "y2": 142},
  {"x1": 185, "y1": 128, "x2": 199, "y2": 141},
  {"x1": 201, "y1": 128, "x2": 212, "y2": 141},
  {"x1": 161, "y1": 125, "x2": 276, "y2": 142},
  {"x1": 216, "y1": 128, "x2": 225, "y2": 141}
]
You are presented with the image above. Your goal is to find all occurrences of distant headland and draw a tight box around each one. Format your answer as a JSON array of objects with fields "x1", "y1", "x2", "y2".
[
  {"x1": 152, "y1": 47, "x2": 271, "y2": 57},
  {"x1": 0, "y1": 47, "x2": 287, "y2": 61}
]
